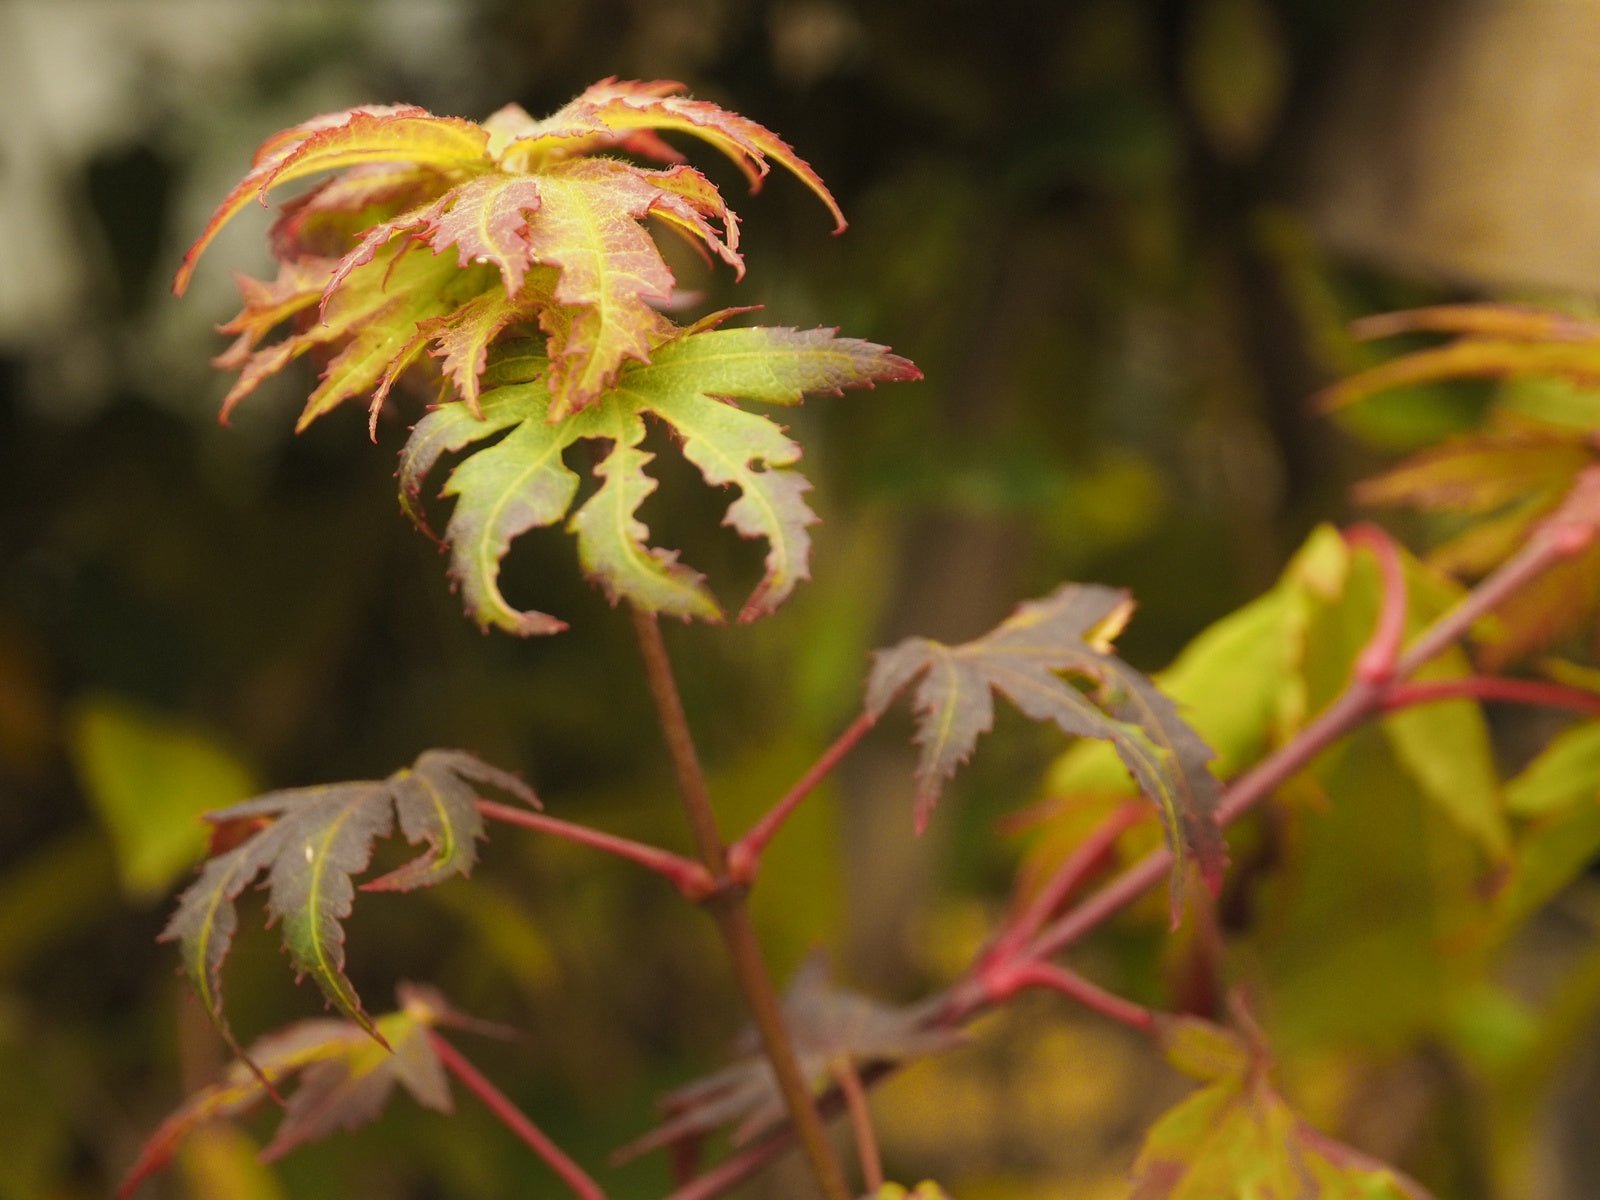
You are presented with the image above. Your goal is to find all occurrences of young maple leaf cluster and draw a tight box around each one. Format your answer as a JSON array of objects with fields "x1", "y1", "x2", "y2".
[
  {"x1": 178, "y1": 79, "x2": 919, "y2": 633},
  {"x1": 1324, "y1": 303, "x2": 1600, "y2": 666}
]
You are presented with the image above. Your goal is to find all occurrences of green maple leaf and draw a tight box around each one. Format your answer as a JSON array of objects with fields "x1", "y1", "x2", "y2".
[
  {"x1": 118, "y1": 983, "x2": 469, "y2": 1200},
  {"x1": 866, "y1": 584, "x2": 1226, "y2": 922},
  {"x1": 398, "y1": 323, "x2": 919, "y2": 634},
  {"x1": 178, "y1": 80, "x2": 838, "y2": 429},
  {"x1": 161, "y1": 750, "x2": 535, "y2": 1051}
]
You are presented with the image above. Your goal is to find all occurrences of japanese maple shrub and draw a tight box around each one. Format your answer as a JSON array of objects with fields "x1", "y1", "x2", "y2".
[{"x1": 125, "y1": 78, "x2": 1600, "y2": 1200}]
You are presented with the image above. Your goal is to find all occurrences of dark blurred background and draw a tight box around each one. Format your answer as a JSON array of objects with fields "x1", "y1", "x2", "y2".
[{"x1": 6, "y1": 1, "x2": 1600, "y2": 1196}]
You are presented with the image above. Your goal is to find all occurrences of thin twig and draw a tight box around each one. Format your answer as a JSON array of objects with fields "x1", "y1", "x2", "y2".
[
  {"x1": 832, "y1": 1058, "x2": 884, "y2": 1193},
  {"x1": 729, "y1": 710, "x2": 878, "y2": 884},
  {"x1": 629, "y1": 607, "x2": 852, "y2": 1200},
  {"x1": 1344, "y1": 523, "x2": 1408, "y2": 682},
  {"x1": 985, "y1": 801, "x2": 1146, "y2": 968},
  {"x1": 428, "y1": 1031, "x2": 606, "y2": 1200},
  {"x1": 475, "y1": 799, "x2": 716, "y2": 899},
  {"x1": 986, "y1": 959, "x2": 1155, "y2": 1032},
  {"x1": 1383, "y1": 676, "x2": 1600, "y2": 720}
]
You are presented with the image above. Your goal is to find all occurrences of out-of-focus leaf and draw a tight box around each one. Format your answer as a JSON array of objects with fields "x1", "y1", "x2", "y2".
[
  {"x1": 1353, "y1": 417, "x2": 1592, "y2": 516},
  {"x1": 1352, "y1": 411, "x2": 1600, "y2": 669},
  {"x1": 1440, "y1": 984, "x2": 1539, "y2": 1081},
  {"x1": 1322, "y1": 301, "x2": 1600, "y2": 415},
  {"x1": 70, "y1": 695, "x2": 256, "y2": 901},
  {"x1": 162, "y1": 750, "x2": 534, "y2": 1048},
  {"x1": 175, "y1": 1125, "x2": 287, "y2": 1200},
  {"x1": 1132, "y1": 1020, "x2": 1431, "y2": 1198},
  {"x1": 119, "y1": 984, "x2": 460, "y2": 1199},
  {"x1": 1334, "y1": 305, "x2": 1600, "y2": 664},
  {"x1": 1158, "y1": 1014, "x2": 1253, "y2": 1083},
  {"x1": 868, "y1": 584, "x2": 1225, "y2": 920},
  {"x1": 1374, "y1": 557, "x2": 1508, "y2": 857},
  {"x1": 871, "y1": 1185, "x2": 953, "y2": 1200},
  {"x1": 1490, "y1": 722, "x2": 1600, "y2": 936},
  {"x1": 1244, "y1": 535, "x2": 1501, "y2": 1054},
  {"x1": 1252, "y1": 732, "x2": 1486, "y2": 1055},
  {"x1": 615, "y1": 953, "x2": 955, "y2": 1161},
  {"x1": 1505, "y1": 721, "x2": 1600, "y2": 818},
  {"x1": 0, "y1": 831, "x2": 118, "y2": 976},
  {"x1": 0, "y1": 1005, "x2": 71, "y2": 1200},
  {"x1": 1184, "y1": 0, "x2": 1286, "y2": 159},
  {"x1": 1477, "y1": 542, "x2": 1600, "y2": 670}
]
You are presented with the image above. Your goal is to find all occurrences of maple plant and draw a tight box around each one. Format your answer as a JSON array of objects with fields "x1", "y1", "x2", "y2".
[{"x1": 124, "y1": 78, "x2": 1600, "y2": 1200}]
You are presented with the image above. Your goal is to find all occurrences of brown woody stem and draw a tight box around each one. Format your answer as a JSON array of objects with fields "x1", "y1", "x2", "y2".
[{"x1": 629, "y1": 606, "x2": 851, "y2": 1200}]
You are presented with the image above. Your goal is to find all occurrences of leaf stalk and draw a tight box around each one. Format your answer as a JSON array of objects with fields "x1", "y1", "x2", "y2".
[
  {"x1": 475, "y1": 799, "x2": 717, "y2": 899},
  {"x1": 728, "y1": 710, "x2": 879, "y2": 884},
  {"x1": 428, "y1": 1031, "x2": 606, "y2": 1200}
]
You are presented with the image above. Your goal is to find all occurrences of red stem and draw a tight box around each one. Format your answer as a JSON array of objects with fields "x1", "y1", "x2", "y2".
[
  {"x1": 1383, "y1": 676, "x2": 1600, "y2": 720},
  {"x1": 664, "y1": 1131, "x2": 794, "y2": 1200},
  {"x1": 728, "y1": 710, "x2": 878, "y2": 884},
  {"x1": 985, "y1": 959, "x2": 1155, "y2": 1032},
  {"x1": 986, "y1": 801, "x2": 1147, "y2": 967},
  {"x1": 832, "y1": 1058, "x2": 884, "y2": 1193},
  {"x1": 428, "y1": 1031, "x2": 606, "y2": 1200},
  {"x1": 475, "y1": 800, "x2": 716, "y2": 900},
  {"x1": 1344, "y1": 523, "x2": 1408, "y2": 682}
]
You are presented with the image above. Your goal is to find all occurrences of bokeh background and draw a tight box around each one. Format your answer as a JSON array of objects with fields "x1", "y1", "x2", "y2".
[{"x1": 6, "y1": 1, "x2": 1600, "y2": 1196}]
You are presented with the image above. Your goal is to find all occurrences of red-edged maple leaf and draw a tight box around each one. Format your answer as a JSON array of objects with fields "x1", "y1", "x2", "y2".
[
  {"x1": 397, "y1": 322, "x2": 919, "y2": 634},
  {"x1": 161, "y1": 749, "x2": 535, "y2": 1051},
  {"x1": 615, "y1": 953, "x2": 956, "y2": 1163},
  {"x1": 178, "y1": 81, "x2": 844, "y2": 429},
  {"x1": 118, "y1": 983, "x2": 474, "y2": 1200},
  {"x1": 484, "y1": 78, "x2": 844, "y2": 232},
  {"x1": 174, "y1": 105, "x2": 493, "y2": 296},
  {"x1": 867, "y1": 584, "x2": 1226, "y2": 923}
]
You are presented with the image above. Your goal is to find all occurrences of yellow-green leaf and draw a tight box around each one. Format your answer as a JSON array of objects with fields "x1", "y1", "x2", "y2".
[{"x1": 70, "y1": 696, "x2": 255, "y2": 901}]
